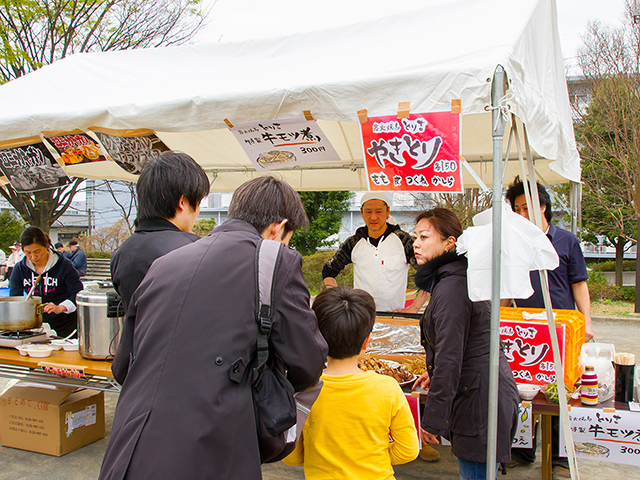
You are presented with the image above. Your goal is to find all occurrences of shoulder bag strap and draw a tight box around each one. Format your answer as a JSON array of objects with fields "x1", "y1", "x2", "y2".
[{"x1": 252, "y1": 238, "x2": 284, "y2": 386}]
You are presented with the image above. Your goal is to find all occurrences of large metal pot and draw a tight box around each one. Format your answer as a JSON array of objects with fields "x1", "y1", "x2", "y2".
[
  {"x1": 77, "y1": 284, "x2": 124, "y2": 360},
  {"x1": 0, "y1": 296, "x2": 43, "y2": 331}
]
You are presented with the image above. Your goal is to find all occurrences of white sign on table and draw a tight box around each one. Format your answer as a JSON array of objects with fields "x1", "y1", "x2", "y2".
[
  {"x1": 559, "y1": 407, "x2": 640, "y2": 466},
  {"x1": 513, "y1": 403, "x2": 533, "y2": 449},
  {"x1": 230, "y1": 118, "x2": 338, "y2": 171}
]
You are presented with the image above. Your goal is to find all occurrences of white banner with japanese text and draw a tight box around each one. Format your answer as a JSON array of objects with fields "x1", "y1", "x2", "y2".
[
  {"x1": 559, "y1": 407, "x2": 640, "y2": 466},
  {"x1": 231, "y1": 118, "x2": 338, "y2": 171}
]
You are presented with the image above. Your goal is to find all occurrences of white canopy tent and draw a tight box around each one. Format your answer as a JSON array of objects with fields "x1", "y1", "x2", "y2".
[{"x1": 0, "y1": 0, "x2": 579, "y2": 191}]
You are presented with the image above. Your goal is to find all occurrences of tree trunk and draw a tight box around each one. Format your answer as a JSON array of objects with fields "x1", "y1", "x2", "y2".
[
  {"x1": 0, "y1": 179, "x2": 83, "y2": 235},
  {"x1": 614, "y1": 236, "x2": 624, "y2": 287},
  {"x1": 636, "y1": 216, "x2": 640, "y2": 313}
]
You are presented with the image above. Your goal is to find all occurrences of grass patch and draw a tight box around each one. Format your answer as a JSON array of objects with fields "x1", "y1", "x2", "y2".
[{"x1": 591, "y1": 300, "x2": 640, "y2": 318}]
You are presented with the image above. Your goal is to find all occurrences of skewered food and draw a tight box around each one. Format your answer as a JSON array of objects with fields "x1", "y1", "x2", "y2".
[
  {"x1": 358, "y1": 354, "x2": 415, "y2": 383},
  {"x1": 401, "y1": 357, "x2": 427, "y2": 375}
]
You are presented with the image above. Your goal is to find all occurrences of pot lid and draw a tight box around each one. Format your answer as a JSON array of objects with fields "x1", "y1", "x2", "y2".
[{"x1": 77, "y1": 285, "x2": 116, "y2": 303}]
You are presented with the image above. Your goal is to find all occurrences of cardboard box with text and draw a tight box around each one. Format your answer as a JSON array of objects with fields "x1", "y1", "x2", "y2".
[{"x1": 0, "y1": 381, "x2": 105, "y2": 456}]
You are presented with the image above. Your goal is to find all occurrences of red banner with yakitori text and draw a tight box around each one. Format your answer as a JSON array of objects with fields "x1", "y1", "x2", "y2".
[{"x1": 359, "y1": 111, "x2": 462, "y2": 193}]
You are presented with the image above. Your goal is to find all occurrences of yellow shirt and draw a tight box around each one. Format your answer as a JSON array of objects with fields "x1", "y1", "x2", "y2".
[{"x1": 283, "y1": 370, "x2": 419, "y2": 480}]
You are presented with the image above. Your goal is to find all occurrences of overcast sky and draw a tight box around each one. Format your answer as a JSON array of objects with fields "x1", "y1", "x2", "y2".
[{"x1": 194, "y1": 0, "x2": 628, "y2": 73}]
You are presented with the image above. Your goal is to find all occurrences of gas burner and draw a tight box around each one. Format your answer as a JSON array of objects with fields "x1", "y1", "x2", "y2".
[{"x1": 0, "y1": 330, "x2": 48, "y2": 347}]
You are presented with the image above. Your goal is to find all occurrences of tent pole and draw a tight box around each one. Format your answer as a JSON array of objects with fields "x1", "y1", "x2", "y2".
[
  {"x1": 487, "y1": 65, "x2": 507, "y2": 479},
  {"x1": 569, "y1": 181, "x2": 579, "y2": 235}
]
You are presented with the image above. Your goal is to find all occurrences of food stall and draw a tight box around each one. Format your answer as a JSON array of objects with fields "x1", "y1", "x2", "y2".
[{"x1": 0, "y1": 0, "x2": 588, "y2": 474}]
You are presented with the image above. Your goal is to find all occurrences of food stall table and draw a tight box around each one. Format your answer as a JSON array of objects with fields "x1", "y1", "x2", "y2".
[
  {"x1": 0, "y1": 347, "x2": 120, "y2": 392},
  {"x1": 410, "y1": 387, "x2": 638, "y2": 480},
  {"x1": 530, "y1": 393, "x2": 636, "y2": 480}
]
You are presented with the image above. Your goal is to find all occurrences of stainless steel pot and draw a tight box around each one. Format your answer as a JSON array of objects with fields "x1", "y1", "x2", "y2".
[
  {"x1": 0, "y1": 296, "x2": 43, "y2": 331},
  {"x1": 77, "y1": 285, "x2": 124, "y2": 360}
]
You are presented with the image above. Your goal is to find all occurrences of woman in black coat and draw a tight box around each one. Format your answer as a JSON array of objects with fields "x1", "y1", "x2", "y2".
[{"x1": 412, "y1": 208, "x2": 518, "y2": 480}]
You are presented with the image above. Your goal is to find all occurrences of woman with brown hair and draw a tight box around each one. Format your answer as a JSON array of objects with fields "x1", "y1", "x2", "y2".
[{"x1": 412, "y1": 208, "x2": 518, "y2": 480}]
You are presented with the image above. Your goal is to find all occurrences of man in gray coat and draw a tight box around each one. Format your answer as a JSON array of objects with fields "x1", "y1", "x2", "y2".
[{"x1": 99, "y1": 176, "x2": 328, "y2": 480}]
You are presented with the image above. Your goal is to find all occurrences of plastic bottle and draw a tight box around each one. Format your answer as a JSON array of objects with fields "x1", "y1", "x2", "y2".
[{"x1": 581, "y1": 366, "x2": 598, "y2": 406}]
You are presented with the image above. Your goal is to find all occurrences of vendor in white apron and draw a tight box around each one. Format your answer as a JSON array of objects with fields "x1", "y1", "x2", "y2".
[{"x1": 322, "y1": 192, "x2": 429, "y2": 313}]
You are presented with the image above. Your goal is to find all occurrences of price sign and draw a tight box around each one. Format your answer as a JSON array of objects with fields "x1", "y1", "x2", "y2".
[
  {"x1": 91, "y1": 128, "x2": 170, "y2": 175},
  {"x1": 231, "y1": 118, "x2": 338, "y2": 171},
  {"x1": 560, "y1": 407, "x2": 640, "y2": 466},
  {"x1": 44, "y1": 131, "x2": 107, "y2": 165}
]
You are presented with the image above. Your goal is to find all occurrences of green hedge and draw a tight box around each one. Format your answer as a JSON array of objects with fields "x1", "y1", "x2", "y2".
[
  {"x1": 588, "y1": 272, "x2": 635, "y2": 302},
  {"x1": 302, "y1": 250, "x2": 353, "y2": 295},
  {"x1": 589, "y1": 260, "x2": 636, "y2": 272},
  {"x1": 86, "y1": 251, "x2": 112, "y2": 259}
]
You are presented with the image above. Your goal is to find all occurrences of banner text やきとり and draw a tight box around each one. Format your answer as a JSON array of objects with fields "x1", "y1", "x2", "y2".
[{"x1": 359, "y1": 112, "x2": 462, "y2": 193}]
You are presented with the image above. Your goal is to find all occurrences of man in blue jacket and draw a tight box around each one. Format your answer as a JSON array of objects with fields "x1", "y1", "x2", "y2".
[{"x1": 67, "y1": 240, "x2": 87, "y2": 277}]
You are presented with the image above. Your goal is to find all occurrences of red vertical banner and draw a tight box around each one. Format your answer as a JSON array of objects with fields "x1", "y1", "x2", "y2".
[
  {"x1": 500, "y1": 320, "x2": 566, "y2": 386},
  {"x1": 359, "y1": 111, "x2": 462, "y2": 192},
  {"x1": 404, "y1": 394, "x2": 421, "y2": 444}
]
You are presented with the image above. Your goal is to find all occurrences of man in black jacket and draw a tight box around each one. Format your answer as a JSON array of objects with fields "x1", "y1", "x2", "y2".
[{"x1": 110, "y1": 151, "x2": 210, "y2": 384}]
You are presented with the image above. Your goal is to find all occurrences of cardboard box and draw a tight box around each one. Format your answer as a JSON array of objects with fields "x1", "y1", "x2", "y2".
[{"x1": 0, "y1": 381, "x2": 105, "y2": 456}]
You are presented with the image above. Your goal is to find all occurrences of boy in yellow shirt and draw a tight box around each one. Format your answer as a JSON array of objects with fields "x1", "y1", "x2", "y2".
[{"x1": 283, "y1": 287, "x2": 419, "y2": 479}]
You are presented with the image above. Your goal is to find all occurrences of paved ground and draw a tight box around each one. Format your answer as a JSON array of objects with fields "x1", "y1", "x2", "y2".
[{"x1": 0, "y1": 316, "x2": 638, "y2": 480}]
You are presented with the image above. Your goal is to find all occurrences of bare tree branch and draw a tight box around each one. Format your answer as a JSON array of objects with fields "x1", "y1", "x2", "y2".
[{"x1": 0, "y1": 0, "x2": 207, "y2": 231}]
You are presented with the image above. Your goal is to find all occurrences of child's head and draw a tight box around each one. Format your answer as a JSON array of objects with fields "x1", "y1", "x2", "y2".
[{"x1": 312, "y1": 287, "x2": 376, "y2": 359}]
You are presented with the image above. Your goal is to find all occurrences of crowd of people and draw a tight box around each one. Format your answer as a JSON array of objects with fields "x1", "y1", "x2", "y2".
[{"x1": 2, "y1": 151, "x2": 591, "y2": 480}]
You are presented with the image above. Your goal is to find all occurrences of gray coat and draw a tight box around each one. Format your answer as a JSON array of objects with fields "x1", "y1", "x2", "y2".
[
  {"x1": 99, "y1": 220, "x2": 328, "y2": 480},
  {"x1": 416, "y1": 253, "x2": 518, "y2": 464}
]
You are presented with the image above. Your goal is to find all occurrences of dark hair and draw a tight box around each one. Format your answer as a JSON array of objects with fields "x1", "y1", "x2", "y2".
[
  {"x1": 312, "y1": 287, "x2": 376, "y2": 360},
  {"x1": 414, "y1": 208, "x2": 463, "y2": 240},
  {"x1": 68, "y1": 240, "x2": 78, "y2": 246},
  {"x1": 20, "y1": 226, "x2": 52, "y2": 249},
  {"x1": 136, "y1": 151, "x2": 210, "y2": 221},
  {"x1": 504, "y1": 176, "x2": 552, "y2": 223},
  {"x1": 228, "y1": 176, "x2": 309, "y2": 235},
  {"x1": 54, "y1": 242, "x2": 64, "y2": 249}
]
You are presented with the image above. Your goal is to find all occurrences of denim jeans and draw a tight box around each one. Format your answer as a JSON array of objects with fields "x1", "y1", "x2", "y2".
[{"x1": 458, "y1": 459, "x2": 499, "y2": 480}]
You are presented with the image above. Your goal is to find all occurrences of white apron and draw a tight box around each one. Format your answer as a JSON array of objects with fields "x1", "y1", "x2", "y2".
[{"x1": 352, "y1": 233, "x2": 409, "y2": 312}]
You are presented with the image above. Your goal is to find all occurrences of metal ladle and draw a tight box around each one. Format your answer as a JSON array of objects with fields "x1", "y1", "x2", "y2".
[{"x1": 24, "y1": 274, "x2": 43, "y2": 302}]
